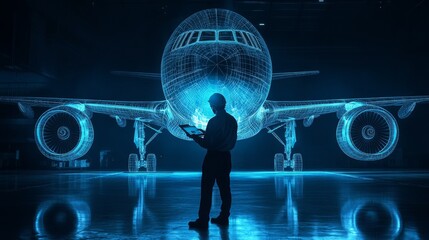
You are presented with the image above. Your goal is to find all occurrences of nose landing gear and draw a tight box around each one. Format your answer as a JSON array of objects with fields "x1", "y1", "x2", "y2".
[
  {"x1": 268, "y1": 120, "x2": 303, "y2": 172},
  {"x1": 128, "y1": 119, "x2": 163, "y2": 172}
]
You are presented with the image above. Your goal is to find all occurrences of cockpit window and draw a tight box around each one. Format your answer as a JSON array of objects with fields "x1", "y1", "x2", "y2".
[
  {"x1": 242, "y1": 32, "x2": 254, "y2": 47},
  {"x1": 171, "y1": 30, "x2": 261, "y2": 52},
  {"x1": 219, "y1": 31, "x2": 234, "y2": 41},
  {"x1": 188, "y1": 31, "x2": 199, "y2": 44},
  {"x1": 249, "y1": 34, "x2": 262, "y2": 49},
  {"x1": 199, "y1": 31, "x2": 215, "y2": 41},
  {"x1": 179, "y1": 32, "x2": 192, "y2": 48},
  {"x1": 171, "y1": 34, "x2": 184, "y2": 50},
  {"x1": 235, "y1": 31, "x2": 246, "y2": 44}
]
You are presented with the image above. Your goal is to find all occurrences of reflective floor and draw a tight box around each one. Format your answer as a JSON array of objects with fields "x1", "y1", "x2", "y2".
[{"x1": 0, "y1": 171, "x2": 428, "y2": 239}]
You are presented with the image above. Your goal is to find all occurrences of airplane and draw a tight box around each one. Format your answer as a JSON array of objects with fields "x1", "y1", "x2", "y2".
[{"x1": 1, "y1": 8, "x2": 428, "y2": 171}]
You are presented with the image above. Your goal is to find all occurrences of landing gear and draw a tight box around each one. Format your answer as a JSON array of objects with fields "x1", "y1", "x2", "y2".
[
  {"x1": 273, "y1": 153, "x2": 303, "y2": 172},
  {"x1": 128, "y1": 153, "x2": 157, "y2": 172},
  {"x1": 274, "y1": 153, "x2": 284, "y2": 171},
  {"x1": 128, "y1": 153, "x2": 139, "y2": 172},
  {"x1": 268, "y1": 120, "x2": 303, "y2": 172},
  {"x1": 292, "y1": 153, "x2": 303, "y2": 172},
  {"x1": 145, "y1": 154, "x2": 157, "y2": 172},
  {"x1": 128, "y1": 119, "x2": 163, "y2": 172}
]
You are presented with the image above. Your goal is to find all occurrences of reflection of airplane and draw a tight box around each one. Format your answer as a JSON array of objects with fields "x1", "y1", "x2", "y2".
[
  {"x1": 34, "y1": 198, "x2": 91, "y2": 238},
  {"x1": 274, "y1": 175, "x2": 303, "y2": 235},
  {"x1": 1, "y1": 9, "x2": 428, "y2": 170},
  {"x1": 341, "y1": 198, "x2": 402, "y2": 239},
  {"x1": 128, "y1": 175, "x2": 157, "y2": 234}
]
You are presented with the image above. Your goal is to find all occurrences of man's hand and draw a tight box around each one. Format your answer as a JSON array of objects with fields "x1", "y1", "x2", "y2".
[
  {"x1": 198, "y1": 129, "x2": 206, "y2": 134},
  {"x1": 186, "y1": 133, "x2": 199, "y2": 140}
]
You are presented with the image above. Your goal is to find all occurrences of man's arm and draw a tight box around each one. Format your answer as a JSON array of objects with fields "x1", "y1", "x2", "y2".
[{"x1": 191, "y1": 135, "x2": 208, "y2": 149}]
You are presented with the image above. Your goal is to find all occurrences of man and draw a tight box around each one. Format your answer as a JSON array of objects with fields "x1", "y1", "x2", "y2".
[{"x1": 188, "y1": 93, "x2": 238, "y2": 230}]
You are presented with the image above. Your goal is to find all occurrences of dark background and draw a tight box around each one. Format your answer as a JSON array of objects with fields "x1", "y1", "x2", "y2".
[{"x1": 0, "y1": 0, "x2": 428, "y2": 171}]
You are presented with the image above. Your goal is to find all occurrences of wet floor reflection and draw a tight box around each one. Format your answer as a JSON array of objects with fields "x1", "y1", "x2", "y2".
[
  {"x1": 274, "y1": 175, "x2": 302, "y2": 236},
  {"x1": 341, "y1": 197, "x2": 401, "y2": 239},
  {"x1": 0, "y1": 171, "x2": 427, "y2": 239},
  {"x1": 128, "y1": 174, "x2": 157, "y2": 235},
  {"x1": 34, "y1": 197, "x2": 91, "y2": 239}
]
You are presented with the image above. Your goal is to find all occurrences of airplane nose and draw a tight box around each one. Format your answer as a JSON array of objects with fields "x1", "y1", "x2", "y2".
[{"x1": 202, "y1": 54, "x2": 233, "y2": 85}]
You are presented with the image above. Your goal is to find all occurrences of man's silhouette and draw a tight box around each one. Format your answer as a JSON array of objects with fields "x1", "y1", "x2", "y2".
[{"x1": 188, "y1": 93, "x2": 238, "y2": 230}]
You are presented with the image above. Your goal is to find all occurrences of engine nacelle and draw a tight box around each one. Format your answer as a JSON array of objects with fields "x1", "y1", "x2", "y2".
[
  {"x1": 34, "y1": 106, "x2": 94, "y2": 161},
  {"x1": 336, "y1": 105, "x2": 399, "y2": 161}
]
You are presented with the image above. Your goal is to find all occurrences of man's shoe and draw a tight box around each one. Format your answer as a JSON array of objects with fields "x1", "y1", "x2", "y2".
[
  {"x1": 188, "y1": 219, "x2": 208, "y2": 230},
  {"x1": 211, "y1": 216, "x2": 229, "y2": 226}
]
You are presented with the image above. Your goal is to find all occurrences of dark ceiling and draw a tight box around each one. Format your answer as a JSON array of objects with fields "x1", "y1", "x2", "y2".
[{"x1": 1, "y1": 0, "x2": 427, "y2": 94}]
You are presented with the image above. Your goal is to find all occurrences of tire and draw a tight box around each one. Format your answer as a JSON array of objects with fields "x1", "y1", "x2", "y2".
[
  {"x1": 292, "y1": 153, "x2": 303, "y2": 172},
  {"x1": 128, "y1": 153, "x2": 139, "y2": 172},
  {"x1": 146, "y1": 153, "x2": 157, "y2": 172},
  {"x1": 274, "y1": 153, "x2": 284, "y2": 171}
]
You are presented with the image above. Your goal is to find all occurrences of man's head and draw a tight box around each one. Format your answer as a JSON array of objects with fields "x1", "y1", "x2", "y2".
[{"x1": 208, "y1": 93, "x2": 226, "y2": 114}]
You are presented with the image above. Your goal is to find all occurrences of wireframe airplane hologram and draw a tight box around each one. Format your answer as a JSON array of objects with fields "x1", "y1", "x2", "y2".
[{"x1": 1, "y1": 9, "x2": 428, "y2": 171}]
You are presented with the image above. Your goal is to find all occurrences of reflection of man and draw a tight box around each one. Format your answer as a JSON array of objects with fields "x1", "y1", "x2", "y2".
[{"x1": 188, "y1": 93, "x2": 238, "y2": 230}]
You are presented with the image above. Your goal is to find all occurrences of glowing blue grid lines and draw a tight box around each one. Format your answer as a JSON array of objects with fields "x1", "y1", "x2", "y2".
[
  {"x1": 171, "y1": 29, "x2": 262, "y2": 52},
  {"x1": 336, "y1": 105, "x2": 399, "y2": 161},
  {"x1": 35, "y1": 105, "x2": 94, "y2": 161},
  {"x1": 0, "y1": 8, "x2": 429, "y2": 163},
  {"x1": 162, "y1": 9, "x2": 272, "y2": 140}
]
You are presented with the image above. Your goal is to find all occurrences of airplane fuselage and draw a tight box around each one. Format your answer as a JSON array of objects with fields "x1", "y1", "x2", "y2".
[{"x1": 160, "y1": 9, "x2": 273, "y2": 140}]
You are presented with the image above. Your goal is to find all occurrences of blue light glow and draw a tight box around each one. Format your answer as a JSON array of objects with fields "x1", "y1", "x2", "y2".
[
  {"x1": 134, "y1": 120, "x2": 146, "y2": 161},
  {"x1": 398, "y1": 102, "x2": 416, "y2": 119},
  {"x1": 115, "y1": 115, "x2": 127, "y2": 127},
  {"x1": 128, "y1": 175, "x2": 157, "y2": 234},
  {"x1": 35, "y1": 198, "x2": 91, "y2": 238},
  {"x1": 161, "y1": 8, "x2": 272, "y2": 140},
  {"x1": 34, "y1": 106, "x2": 94, "y2": 161},
  {"x1": 341, "y1": 198, "x2": 402, "y2": 239},
  {"x1": 0, "y1": 8, "x2": 428, "y2": 164},
  {"x1": 171, "y1": 29, "x2": 262, "y2": 52},
  {"x1": 274, "y1": 175, "x2": 302, "y2": 235},
  {"x1": 336, "y1": 105, "x2": 399, "y2": 161},
  {"x1": 285, "y1": 121, "x2": 296, "y2": 161}
]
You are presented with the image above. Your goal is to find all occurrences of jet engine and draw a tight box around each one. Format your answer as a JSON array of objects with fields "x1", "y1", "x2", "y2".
[
  {"x1": 336, "y1": 105, "x2": 399, "y2": 161},
  {"x1": 34, "y1": 105, "x2": 94, "y2": 161}
]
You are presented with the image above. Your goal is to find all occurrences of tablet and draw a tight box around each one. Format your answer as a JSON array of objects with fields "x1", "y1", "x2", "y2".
[{"x1": 179, "y1": 124, "x2": 204, "y2": 136}]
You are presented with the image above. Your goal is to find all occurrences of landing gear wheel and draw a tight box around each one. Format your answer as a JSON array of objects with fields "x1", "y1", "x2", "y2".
[
  {"x1": 292, "y1": 153, "x2": 303, "y2": 172},
  {"x1": 146, "y1": 153, "x2": 157, "y2": 172},
  {"x1": 128, "y1": 153, "x2": 140, "y2": 172},
  {"x1": 274, "y1": 153, "x2": 284, "y2": 172}
]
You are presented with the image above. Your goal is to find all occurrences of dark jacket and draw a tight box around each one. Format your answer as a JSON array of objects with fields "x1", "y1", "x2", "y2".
[{"x1": 193, "y1": 109, "x2": 238, "y2": 151}]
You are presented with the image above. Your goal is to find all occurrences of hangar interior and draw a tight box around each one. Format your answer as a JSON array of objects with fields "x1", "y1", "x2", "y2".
[{"x1": 0, "y1": 0, "x2": 428, "y2": 239}]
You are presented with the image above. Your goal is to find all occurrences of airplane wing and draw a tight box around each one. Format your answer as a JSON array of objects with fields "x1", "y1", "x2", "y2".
[
  {"x1": 262, "y1": 96, "x2": 429, "y2": 128},
  {"x1": 272, "y1": 71, "x2": 319, "y2": 80},
  {"x1": 0, "y1": 96, "x2": 169, "y2": 127},
  {"x1": 110, "y1": 71, "x2": 161, "y2": 80}
]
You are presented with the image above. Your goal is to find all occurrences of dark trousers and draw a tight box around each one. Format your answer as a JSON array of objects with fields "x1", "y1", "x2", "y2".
[{"x1": 198, "y1": 151, "x2": 232, "y2": 222}]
